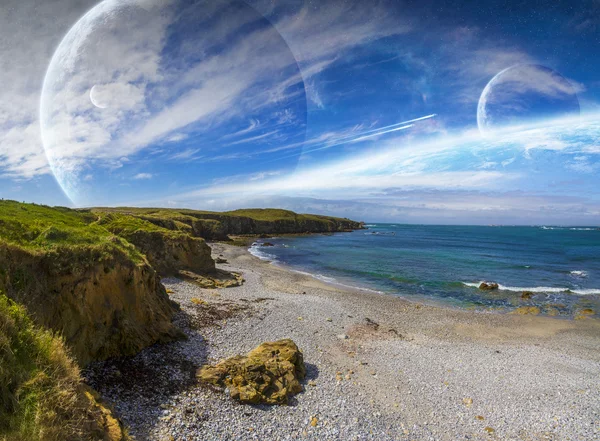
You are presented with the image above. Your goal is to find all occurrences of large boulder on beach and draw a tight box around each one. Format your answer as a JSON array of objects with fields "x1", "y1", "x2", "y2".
[
  {"x1": 197, "y1": 339, "x2": 306, "y2": 404},
  {"x1": 479, "y1": 281, "x2": 499, "y2": 290}
]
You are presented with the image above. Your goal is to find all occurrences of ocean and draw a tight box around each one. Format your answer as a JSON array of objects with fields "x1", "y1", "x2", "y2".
[{"x1": 249, "y1": 224, "x2": 600, "y2": 317}]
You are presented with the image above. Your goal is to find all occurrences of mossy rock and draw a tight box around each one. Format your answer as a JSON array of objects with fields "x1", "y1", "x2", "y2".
[
  {"x1": 513, "y1": 306, "x2": 541, "y2": 315},
  {"x1": 197, "y1": 339, "x2": 306, "y2": 405},
  {"x1": 521, "y1": 291, "x2": 533, "y2": 299}
]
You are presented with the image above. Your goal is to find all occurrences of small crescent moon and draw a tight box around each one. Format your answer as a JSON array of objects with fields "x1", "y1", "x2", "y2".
[{"x1": 90, "y1": 85, "x2": 108, "y2": 109}]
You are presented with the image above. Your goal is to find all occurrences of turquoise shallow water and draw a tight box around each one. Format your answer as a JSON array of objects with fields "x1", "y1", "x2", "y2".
[{"x1": 249, "y1": 224, "x2": 600, "y2": 317}]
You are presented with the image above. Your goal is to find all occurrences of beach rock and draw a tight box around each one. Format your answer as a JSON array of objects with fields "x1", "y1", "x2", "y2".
[
  {"x1": 261, "y1": 242, "x2": 275, "y2": 247},
  {"x1": 479, "y1": 281, "x2": 499, "y2": 290},
  {"x1": 180, "y1": 269, "x2": 244, "y2": 289},
  {"x1": 575, "y1": 308, "x2": 595, "y2": 320},
  {"x1": 513, "y1": 306, "x2": 541, "y2": 315},
  {"x1": 197, "y1": 339, "x2": 305, "y2": 405},
  {"x1": 216, "y1": 257, "x2": 228, "y2": 264},
  {"x1": 521, "y1": 291, "x2": 533, "y2": 299}
]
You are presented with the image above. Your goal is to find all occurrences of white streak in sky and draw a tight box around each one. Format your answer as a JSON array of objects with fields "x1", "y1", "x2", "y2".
[{"x1": 268, "y1": 114, "x2": 436, "y2": 162}]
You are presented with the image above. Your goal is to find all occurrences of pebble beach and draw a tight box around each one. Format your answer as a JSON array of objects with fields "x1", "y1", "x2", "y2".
[{"x1": 85, "y1": 242, "x2": 600, "y2": 441}]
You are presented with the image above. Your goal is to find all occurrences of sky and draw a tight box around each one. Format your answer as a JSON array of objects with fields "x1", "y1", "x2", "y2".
[{"x1": 1, "y1": 0, "x2": 600, "y2": 224}]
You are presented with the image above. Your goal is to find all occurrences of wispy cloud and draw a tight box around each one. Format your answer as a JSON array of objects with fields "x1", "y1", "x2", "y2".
[{"x1": 133, "y1": 173, "x2": 153, "y2": 180}]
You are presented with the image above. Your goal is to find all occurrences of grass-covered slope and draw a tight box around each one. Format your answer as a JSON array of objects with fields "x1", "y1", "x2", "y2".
[
  {"x1": 0, "y1": 201, "x2": 181, "y2": 365},
  {"x1": 0, "y1": 293, "x2": 129, "y2": 441},
  {"x1": 0, "y1": 201, "x2": 142, "y2": 261},
  {"x1": 96, "y1": 213, "x2": 215, "y2": 275},
  {"x1": 91, "y1": 207, "x2": 364, "y2": 240}
]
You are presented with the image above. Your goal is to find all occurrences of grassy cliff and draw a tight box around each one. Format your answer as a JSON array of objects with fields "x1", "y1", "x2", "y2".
[
  {"x1": 0, "y1": 201, "x2": 181, "y2": 365},
  {"x1": 96, "y1": 213, "x2": 215, "y2": 275},
  {"x1": 91, "y1": 207, "x2": 364, "y2": 240},
  {"x1": 0, "y1": 293, "x2": 129, "y2": 441}
]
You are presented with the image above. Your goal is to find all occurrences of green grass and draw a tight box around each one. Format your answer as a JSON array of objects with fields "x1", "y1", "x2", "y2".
[
  {"x1": 91, "y1": 206, "x2": 358, "y2": 224},
  {"x1": 95, "y1": 212, "x2": 183, "y2": 238},
  {"x1": 0, "y1": 293, "x2": 127, "y2": 441},
  {"x1": 0, "y1": 201, "x2": 143, "y2": 263}
]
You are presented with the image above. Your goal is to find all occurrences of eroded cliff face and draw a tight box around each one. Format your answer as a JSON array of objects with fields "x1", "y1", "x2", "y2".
[
  {"x1": 0, "y1": 244, "x2": 182, "y2": 365},
  {"x1": 184, "y1": 214, "x2": 363, "y2": 238},
  {"x1": 117, "y1": 230, "x2": 215, "y2": 276},
  {"x1": 137, "y1": 213, "x2": 363, "y2": 240}
]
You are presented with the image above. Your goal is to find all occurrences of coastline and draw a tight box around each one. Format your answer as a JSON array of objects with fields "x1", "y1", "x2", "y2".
[{"x1": 86, "y1": 242, "x2": 600, "y2": 441}]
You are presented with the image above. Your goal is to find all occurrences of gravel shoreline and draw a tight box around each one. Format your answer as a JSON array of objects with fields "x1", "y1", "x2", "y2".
[{"x1": 85, "y1": 243, "x2": 600, "y2": 441}]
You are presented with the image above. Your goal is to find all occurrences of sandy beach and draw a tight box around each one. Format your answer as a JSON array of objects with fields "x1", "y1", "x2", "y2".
[{"x1": 85, "y1": 242, "x2": 600, "y2": 441}]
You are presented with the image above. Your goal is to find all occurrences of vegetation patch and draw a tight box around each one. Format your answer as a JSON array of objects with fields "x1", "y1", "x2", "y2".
[{"x1": 0, "y1": 293, "x2": 129, "y2": 441}]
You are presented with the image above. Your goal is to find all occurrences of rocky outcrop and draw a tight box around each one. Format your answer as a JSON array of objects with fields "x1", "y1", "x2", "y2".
[
  {"x1": 0, "y1": 243, "x2": 182, "y2": 365},
  {"x1": 117, "y1": 230, "x2": 215, "y2": 276},
  {"x1": 197, "y1": 339, "x2": 306, "y2": 404},
  {"x1": 180, "y1": 269, "x2": 244, "y2": 289},
  {"x1": 479, "y1": 281, "x2": 499, "y2": 290}
]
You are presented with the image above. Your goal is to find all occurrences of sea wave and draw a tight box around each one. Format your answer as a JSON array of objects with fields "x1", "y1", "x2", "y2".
[
  {"x1": 570, "y1": 270, "x2": 588, "y2": 277},
  {"x1": 291, "y1": 269, "x2": 384, "y2": 294},
  {"x1": 462, "y1": 281, "x2": 600, "y2": 295},
  {"x1": 540, "y1": 226, "x2": 598, "y2": 231},
  {"x1": 248, "y1": 243, "x2": 277, "y2": 261}
]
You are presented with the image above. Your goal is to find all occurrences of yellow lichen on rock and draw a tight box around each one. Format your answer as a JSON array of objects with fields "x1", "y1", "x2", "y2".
[
  {"x1": 513, "y1": 306, "x2": 541, "y2": 315},
  {"x1": 197, "y1": 339, "x2": 306, "y2": 405},
  {"x1": 575, "y1": 308, "x2": 595, "y2": 320}
]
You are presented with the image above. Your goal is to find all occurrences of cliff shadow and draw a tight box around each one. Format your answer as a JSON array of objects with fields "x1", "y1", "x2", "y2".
[{"x1": 83, "y1": 307, "x2": 208, "y2": 440}]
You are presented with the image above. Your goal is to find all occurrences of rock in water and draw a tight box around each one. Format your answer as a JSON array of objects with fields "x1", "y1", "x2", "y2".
[
  {"x1": 479, "y1": 281, "x2": 499, "y2": 290},
  {"x1": 521, "y1": 291, "x2": 533, "y2": 299},
  {"x1": 197, "y1": 339, "x2": 306, "y2": 404}
]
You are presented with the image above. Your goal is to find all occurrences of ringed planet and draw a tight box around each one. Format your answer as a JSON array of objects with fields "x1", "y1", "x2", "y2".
[{"x1": 477, "y1": 64, "x2": 580, "y2": 135}]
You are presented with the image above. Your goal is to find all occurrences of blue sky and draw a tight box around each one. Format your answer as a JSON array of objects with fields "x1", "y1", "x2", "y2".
[{"x1": 1, "y1": 0, "x2": 600, "y2": 224}]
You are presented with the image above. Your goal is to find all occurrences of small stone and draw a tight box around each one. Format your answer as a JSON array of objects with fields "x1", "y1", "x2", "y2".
[
  {"x1": 308, "y1": 380, "x2": 317, "y2": 387},
  {"x1": 337, "y1": 334, "x2": 348, "y2": 340},
  {"x1": 484, "y1": 427, "x2": 495, "y2": 434},
  {"x1": 310, "y1": 417, "x2": 318, "y2": 427},
  {"x1": 476, "y1": 415, "x2": 485, "y2": 420},
  {"x1": 479, "y1": 281, "x2": 499, "y2": 290},
  {"x1": 521, "y1": 291, "x2": 533, "y2": 299},
  {"x1": 326, "y1": 318, "x2": 333, "y2": 322},
  {"x1": 463, "y1": 397, "x2": 473, "y2": 407},
  {"x1": 298, "y1": 316, "x2": 303, "y2": 321}
]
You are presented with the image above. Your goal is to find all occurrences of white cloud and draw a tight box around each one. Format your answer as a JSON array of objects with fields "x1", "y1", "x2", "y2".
[
  {"x1": 168, "y1": 148, "x2": 202, "y2": 161},
  {"x1": 133, "y1": 172, "x2": 153, "y2": 180},
  {"x1": 0, "y1": 0, "x2": 98, "y2": 178}
]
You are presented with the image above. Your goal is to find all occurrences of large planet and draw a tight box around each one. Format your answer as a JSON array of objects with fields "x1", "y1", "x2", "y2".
[
  {"x1": 40, "y1": 0, "x2": 307, "y2": 206},
  {"x1": 477, "y1": 64, "x2": 580, "y2": 135}
]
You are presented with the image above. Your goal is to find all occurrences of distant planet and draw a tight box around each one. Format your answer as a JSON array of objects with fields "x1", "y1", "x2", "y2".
[
  {"x1": 477, "y1": 64, "x2": 580, "y2": 135},
  {"x1": 40, "y1": 0, "x2": 307, "y2": 206}
]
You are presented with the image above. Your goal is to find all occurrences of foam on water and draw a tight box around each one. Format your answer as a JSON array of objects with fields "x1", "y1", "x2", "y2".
[
  {"x1": 462, "y1": 281, "x2": 600, "y2": 295},
  {"x1": 248, "y1": 243, "x2": 277, "y2": 261}
]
